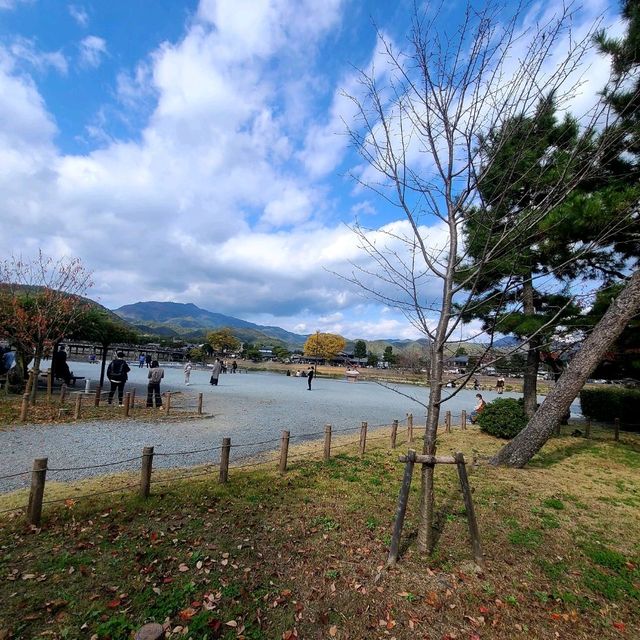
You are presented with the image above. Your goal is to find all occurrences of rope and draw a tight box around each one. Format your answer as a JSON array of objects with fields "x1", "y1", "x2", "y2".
[
  {"x1": 154, "y1": 445, "x2": 223, "y2": 457},
  {"x1": 42, "y1": 481, "x2": 140, "y2": 505},
  {"x1": 47, "y1": 456, "x2": 143, "y2": 472},
  {"x1": 0, "y1": 470, "x2": 30, "y2": 480}
]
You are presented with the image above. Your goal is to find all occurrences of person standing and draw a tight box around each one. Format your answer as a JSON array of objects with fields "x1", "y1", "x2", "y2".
[
  {"x1": 107, "y1": 351, "x2": 131, "y2": 406},
  {"x1": 210, "y1": 358, "x2": 222, "y2": 386},
  {"x1": 307, "y1": 366, "x2": 314, "y2": 390},
  {"x1": 184, "y1": 360, "x2": 192, "y2": 385},
  {"x1": 232, "y1": 360, "x2": 237, "y2": 373},
  {"x1": 145, "y1": 353, "x2": 152, "y2": 368},
  {"x1": 496, "y1": 376, "x2": 505, "y2": 394},
  {"x1": 147, "y1": 360, "x2": 165, "y2": 408},
  {"x1": 138, "y1": 354, "x2": 145, "y2": 368}
]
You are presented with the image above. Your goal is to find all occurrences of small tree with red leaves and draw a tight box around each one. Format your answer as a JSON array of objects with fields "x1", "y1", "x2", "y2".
[{"x1": 0, "y1": 251, "x2": 93, "y2": 403}]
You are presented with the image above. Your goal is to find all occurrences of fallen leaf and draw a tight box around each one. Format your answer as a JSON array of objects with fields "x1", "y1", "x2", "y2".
[
  {"x1": 106, "y1": 599, "x2": 121, "y2": 609},
  {"x1": 178, "y1": 563, "x2": 189, "y2": 572},
  {"x1": 225, "y1": 620, "x2": 238, "y2": 627},
  {"x1": 179, "y1": 608, "x2": 197, "y2": 621},
  {"x1": 329, "y1": 625, "x2": 337, "y2": 637},
  {"x1": 613, "y1": 622, "x2": 625, "y2": 632}
]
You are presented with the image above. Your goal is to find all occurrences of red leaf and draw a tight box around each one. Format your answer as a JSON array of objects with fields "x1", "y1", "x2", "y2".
[
  {"x1": 106, "y1": 599, "x2": 121, "y2": 609},
  {"x1": 613, "y1": 621, "x2": 625, "y2": 632}
]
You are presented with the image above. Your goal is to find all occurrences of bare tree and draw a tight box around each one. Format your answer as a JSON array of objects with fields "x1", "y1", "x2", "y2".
[
  {"x1": 0, "y1": 251, "x2": 93, "y2": 404},
  {"x1": 344, "y1": 2, "x2": 610, "y2": 552}
]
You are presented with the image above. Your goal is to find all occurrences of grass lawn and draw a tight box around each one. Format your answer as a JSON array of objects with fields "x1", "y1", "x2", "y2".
[{"x1": 0, "y1": 427, "x2": 638, "y2": 639}]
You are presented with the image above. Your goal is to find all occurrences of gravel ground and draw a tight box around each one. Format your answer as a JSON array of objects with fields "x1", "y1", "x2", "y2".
[{"x1": 0, "y1": 359, "x2": 563, "y2": 493}]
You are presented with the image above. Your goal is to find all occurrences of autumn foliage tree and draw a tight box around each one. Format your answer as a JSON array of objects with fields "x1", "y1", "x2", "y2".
[
  {"x1": 0, "y1": 252, "x2": 93, "y2": 403},
  {"x1": 303, "y1": 332, "x2": 346, "y2": 361},
  {"x1": 207, "y1": 328, "x2": 241, "y2": 356}
]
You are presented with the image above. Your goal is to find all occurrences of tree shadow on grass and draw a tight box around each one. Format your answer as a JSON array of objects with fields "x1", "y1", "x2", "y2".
[{"x1": 529, "y1": 439, "x2": 600, "y2": 468}]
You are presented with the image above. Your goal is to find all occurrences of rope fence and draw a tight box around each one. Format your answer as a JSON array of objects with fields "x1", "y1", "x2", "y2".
[{"x1": 1, "y1": 409, "x2": 634, "y2": 525}]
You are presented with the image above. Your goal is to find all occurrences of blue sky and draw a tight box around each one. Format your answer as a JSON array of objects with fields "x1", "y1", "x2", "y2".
[{"x1": 0, "y1": 0, "x2": 617, "y2": 340}]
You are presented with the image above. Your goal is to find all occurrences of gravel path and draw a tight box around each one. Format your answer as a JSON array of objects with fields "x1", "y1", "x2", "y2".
[{"x1": 0, "y1": 360, "x2": 559, "y2": 493}]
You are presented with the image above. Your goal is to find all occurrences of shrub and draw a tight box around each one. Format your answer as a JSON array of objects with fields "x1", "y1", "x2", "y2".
[
  {"x1": 477, "y1": 397, "x2": 527, "y2": 439},
  {"x1": 580, "y1": 387, "x2": 640, "y2": 432}
]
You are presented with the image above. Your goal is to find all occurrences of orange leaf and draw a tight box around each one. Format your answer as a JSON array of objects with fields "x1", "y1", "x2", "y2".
[
  {"x1": 106, "y1": 599, "x2": 121, "y2": 609},
  {"x1": 179, "y1": 608, "x2": 197, "y2": 621},
  {"x1": 613, "y1": 622, "x2": 625, "y2": 632}
]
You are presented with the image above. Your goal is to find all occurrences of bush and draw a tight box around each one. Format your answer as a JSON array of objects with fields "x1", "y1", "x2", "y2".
[
  {"x1": 477, "y1": 397, "x2": 527, "y2": 439},
  {"x1": 580, "y1": 387, "x2": 640, "y2": 432}
]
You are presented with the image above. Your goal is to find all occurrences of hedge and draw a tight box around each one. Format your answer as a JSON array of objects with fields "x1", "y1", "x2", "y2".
[
  {"x1": 477, "y1": 397, "x2": 528, "y2": 439},
  {"x1": 580, "y1": 386, "x2": 640, "y2": 432}
]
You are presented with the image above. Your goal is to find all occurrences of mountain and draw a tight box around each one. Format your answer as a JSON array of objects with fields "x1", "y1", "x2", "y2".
[{"x1": 113, "y1": 301, "x2": 309, "y2": 348}]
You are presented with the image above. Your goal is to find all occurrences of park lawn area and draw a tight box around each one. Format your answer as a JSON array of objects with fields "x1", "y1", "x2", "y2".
[{"x1": 0, "y1": 428, "x2": 638, "y2": 639}]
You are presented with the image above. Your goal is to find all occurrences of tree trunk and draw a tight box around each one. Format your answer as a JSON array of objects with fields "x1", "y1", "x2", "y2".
[
  {"x1": 521, "y1": 277, "x2": 539, "y2": 418},
  {"x1": 417, "y1": 341, "x2": 444, "y2": 552},
  {"x1": 491, "y1": 268, "x2": 640, "y2": 467}
]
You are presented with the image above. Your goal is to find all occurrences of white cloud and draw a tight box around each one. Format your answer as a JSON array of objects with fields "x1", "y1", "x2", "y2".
[
  {"x1": 68, "y1": 4, "x2": 89, "y2": 27},
  {"x1": 79, "y1": 35, "x2": 107, "y2": 68},
  {"x1": 0, "y1": 0, "x2": 32, "y2": 9},
  {"x1": 8, "y1": 37, "x2": 68, "y2": 74}
]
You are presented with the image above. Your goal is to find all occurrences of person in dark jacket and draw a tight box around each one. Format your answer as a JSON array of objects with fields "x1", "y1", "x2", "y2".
[
  {"x1": 307, "y1": 367, "x2": 314, "y2": 390},
  {"x1": 107, "y1": 351, "x2": 131, "y2": 405},
  {"x1": 147, "y1": 360, "x2": 165, "y2": 408}
]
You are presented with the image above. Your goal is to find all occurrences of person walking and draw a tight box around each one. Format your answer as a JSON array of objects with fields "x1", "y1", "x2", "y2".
[
  {"x1": 147, "y1": 360, "x2": 165, "y2": 408},
  {"x1": 307, "y1": 366, "x2": 314, "y2": 390},
  {"x1": 107, "y1": 351, "x2": 131, "y2": 406},
  {"x1": 145, "y1": 353, "x2": 152, "y2": 368},
  {"x1": 232, "y1": 360, "x2": 237, "y2": 373},
  {"x1": 138, "y1": 354, "x2": 145, "y2": 368},
  {"x1": 184, "y1": 360, "x2": 192, "y2": 385},
  {"x1": 210, "y1": 358, "x2": 222, "y2": 386}
]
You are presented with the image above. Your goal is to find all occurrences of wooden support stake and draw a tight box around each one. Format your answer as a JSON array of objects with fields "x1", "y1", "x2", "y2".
[
  {"x1": 46, "y1": 368, "x2": 53, "y2": 401},
  {"x1": 166, "y1": 392, "x2": 171, "y2": 415},
  {"x1": 27, "y1": 457, "x2": 48, "y2": 527},
  {"x1": 359, "y1": 421, "x2": 367, "y2": 456},
  {"x1": 585, "y1": 418, "x2": 591, "y2": 439},
  {"x1": 399, "y1": 454, "x2": 457, "y2": 464},
  {"x1": 124, "y1": 392, "x2": 131, "y2": 417},
  {"x1": 25, "y1": 370, "x2": 34, "y2": 397},
  {"x1": 74, "y1": 394, "x2": 82, "y2": 420},
  {"x1": 387, "y1": 449, "x2": 416, "y2": 566},
  {"x1": 461, "y1": 410, "x2": 467, "y2": 431},
  {"x1": 219, "y1": 437, "x2": 231, "y2": 483},
  {"x1": 130, "y1": 388, "x2": 136, "y2": 412},
  {"x1": 407, "y1": 413, "x2": 414, "y2": 443},
  {"x1": 324, "y1": 424, "x2": 332, "y2": 461},
  {"x1": 139, "y1": 446, "x2": 154, "y2": 498},
  {"x1": 59, "y1": 383, "x2": 67, "y2": 405},
  {"x1": 445, "y1": 410, "x2": 451, "y2": 433},
  {"x1": 197, "y1": 393, "x2": 203, "y2": 415},
  {"x1": 135, "y1": 623, "x2": 165, "y2": 640},
  {"x1": 614, "y1": 417, "x2": 620, "y2": 442},
  {"x1": 391, "y1": 419, "x2": 398, "y2": 448},
  {"x1": 20, "y1": 392, "x2": 29, "y2": 422},
  {"x1": 94, "y1": 386, "x2": 101, "y2": 407},
  {"x1": 554, "y1": 421, "x2": 561, "y2": 436},
  {"x1": 279, "y1": 430, "x2": 290, "y2": 474},
  {"x1": 455, "y1": 452, "x2": 484, "y2": 567}
]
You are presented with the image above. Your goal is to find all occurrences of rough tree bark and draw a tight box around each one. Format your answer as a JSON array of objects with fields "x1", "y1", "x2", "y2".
[{"x1": 491, "y1": 268, "x2": 640, "y2": 467}]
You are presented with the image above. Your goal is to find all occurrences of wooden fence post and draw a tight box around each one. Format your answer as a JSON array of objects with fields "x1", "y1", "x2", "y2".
[
  {"x1": 585, "y1": 418, "x2": 591, "y2": 439},
  {"x1": 59, "y1": 383, "x2": 68, "y2": 405},
  {"x1": 614, "y1": 417, "x2": 620, "y2": 442},
  {"x1": 165, "y1": 392, "x2": 171, "y2": 415},
  {"x1": 135, "y1": 623, "x2": 165, "y2": 640},
  {"x1": 20, "y1": 392, "x2": 29, "y2": 422},
  {"x1": 279, "y1": 430, "x2": 290, "y2": 474},
  {"x1": 391, "y1": 419, "x2": 398, "y2": 448},
  {"x1": 455, "y1": 452, "x2": 483, "y2": 567},
  {"x1": 461, "y1": 410, "x2": 466, "y2": 431},
  {"x1": 94, "y1": 386, "x2": 101, "y2": 407},
  {"x1": 197, "y1": 393, "x2": 203, "y2": 415},
  {"x1": 445, "y1": 411, "x2": 451, "y2": 433},
  {"x1": 359, "y1": 421, "x2": 367, "y2": 456},
  {"x1": 387, "y1": 449, "x2": 416, "y2": 566},
  {"x1": 130, "y1": 388, "x2": 136, "y2": 412},
  {"x1": 124, "y1": 392, "x2": 131, "y2": 417},
  {"x1": 139, "y1": 446, "x2": 154, "y2": 498},
  {"x1": 324, "y1": 424, "x2": 332, "y2": 462},
  {"x1": 407, "y1": 413, "x2": 414, "y2": 443},
  {"x1": 46, "y1": 368, "x2": 53, "y2": 401},
  {"x1": 74, "y1": 394, "x2": 82, "y2": 420},
  {"x1": 219, "y1": 437, "x2": 231, "y2": 483},
  {"x1": 27, "y1": 457, "x2": 48, "y2": 527}
]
